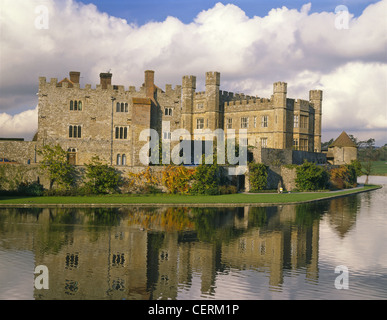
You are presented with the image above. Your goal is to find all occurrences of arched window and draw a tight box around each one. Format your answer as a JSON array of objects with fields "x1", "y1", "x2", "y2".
[
  {"x1": 122, "y1": 154, "x2": 126, "y2": 166},
  {"x1": 165, "y1": 108, "x2": 168, "y2": 116},
  {"x1": 78, "y1": 101, "x2": 82, "y2": 111},
  {"x1": 116, "y1": 102, "x2": 120, "y2": 112},
  {"x1": 77, "y1": 126, "x2": 81, "y2": 138},
  {"x1": 115, "y1": 126, "x2": 129, "y2": 139},
  {"x1": 121, "y1": 103, "x2": 124, "y2": 112},
  {"x1": 116, "y1": 154, "x2": 121, "y2": 166},
  {"x1": 70, "y1": 101, "x2": 73, "y2": 110},
  {"x1": 69, "y1": 125, "x2": 73, "y2": 138},
  {"x1": 169, "y1": 108, "x2": 172, "y2": 116},
  {"x1": 125, "y1": 103, "x2": 128, "y2": 112},
  {"x1": 74, "y1": 100, "x2": 78, "y2": 111}
]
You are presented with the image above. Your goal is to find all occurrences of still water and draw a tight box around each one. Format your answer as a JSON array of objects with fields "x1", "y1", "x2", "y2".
[{"x1": 0, "y1": 177, "x2": 386, "y2": 300}]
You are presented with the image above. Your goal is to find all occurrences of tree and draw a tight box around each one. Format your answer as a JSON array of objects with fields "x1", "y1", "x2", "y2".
[
  {"x1": 38, "y1": 144, "x2": 76, "y2": 190},
  {"x1": 321, "y1": 138, "x2": 334, "y2": 149},
  {"x1": 84, "y1": 156, "x2": 120, "y2": 194}
]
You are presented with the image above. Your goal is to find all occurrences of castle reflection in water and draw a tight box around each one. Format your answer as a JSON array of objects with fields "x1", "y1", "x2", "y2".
[{"x1": 0, "y1": 197, "x2": 359, "y2": 300}]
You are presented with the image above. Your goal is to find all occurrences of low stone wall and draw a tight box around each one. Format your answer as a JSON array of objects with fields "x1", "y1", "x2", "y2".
[
  {"x1": 0, "y1": 164, "x2": 50, "y2": 190},
  {"x1": 0, "y1": 141, "x2": 38, "y2": 165}
]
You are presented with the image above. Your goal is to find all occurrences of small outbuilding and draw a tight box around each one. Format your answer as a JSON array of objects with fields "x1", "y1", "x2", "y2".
[{"x1": 327, "y1": 131, "x2": 358, "y2": 165}]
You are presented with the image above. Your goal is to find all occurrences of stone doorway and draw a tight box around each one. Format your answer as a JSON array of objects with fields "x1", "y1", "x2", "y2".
[{"x1": 67, "y1": 148, "x2": 77, "y2": 165}]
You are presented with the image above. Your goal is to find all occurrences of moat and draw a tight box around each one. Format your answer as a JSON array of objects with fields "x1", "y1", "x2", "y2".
[{"x1": 0, "y1": 176, "x2": 386, "y2": 300}]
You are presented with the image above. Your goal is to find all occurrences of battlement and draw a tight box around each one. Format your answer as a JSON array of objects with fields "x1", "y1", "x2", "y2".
[
  {"x1": 165, "y1": 84, "x2": 182, "y2": 97},
  {"x1": 225, "y1": 97, "x2": 272, "y2": 108},
  {"x1": 182, "y1": 75, "x2": 196, "y2": 89},
  {"x1": 194, "y1": 91, "x2": 206, "y2": 100},
  {"x1": 38, "y1": 71, "x2": 183, "y2": 97},
  {"x1": 295, "y1": 99, "x2": 310, "y2": 110},
  {"x1": 273, "y1": 81, "x2": 287, "y2": 94},
  {"x1": 309, "y1": 89, "x2": 323, "y2": 101},
  {"x1": 205, "y1": 71, "x2": 220, "y2": 86}
]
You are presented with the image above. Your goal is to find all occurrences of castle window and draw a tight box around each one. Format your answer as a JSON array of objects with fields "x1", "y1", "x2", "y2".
[
  {"x1": 261, "y1": 116, "x2": 268, "y2": 128},
  {"x1": 163, "y1": 132, "x2": 171, "y2": 140},
  {"x1": 122, "y1": 154, "x2": 126, "y2": 166},
  {"x1": 116, "y1": 102, "x2": 129, "y2": 113},
  {"x1": 241, "y1": 117, "x2": 248, "y2": 129},
  {"x1": 261, "y1": 138, "x2": 268, "y2": 148},
  {"x1": 197, "y1": 103, "x2": 203, "y2": 109},
  {"x1": 115, "y1": 126, "x2": 129, "y2": 139},
  {"x1": 164, "y1": 108, "x2": 173, "y2": 116},
  {"x1": 69, "y1": 125, "x2": 82, "y2": 138},
  {"x1": 300, "y1": 116, "x2": 308, "y2": 129},
  {"x1": 293, "y1": 139, "x2": 299, "y2": 150},
  {"x1": 227, "y1": 118, "x2": 232, "y2": 129},
  {"x1": 294, "y1": 115, "x2": 299, "y2": 128},
  {"x1": 117, "y1": 154, "x2": 121, "y2": 166},
  {"x1": 196, "y1": 118, "x2": 204, "y2": 129},
  {"x1": 254, "y1": 116, "x2": 257, "y2": 128},
  {"x1": 300, "y1": 139, "x2": 308, "y2": 151},
  {"x1": 70, "y1": 100, "x2": 82, "y2": 111}
]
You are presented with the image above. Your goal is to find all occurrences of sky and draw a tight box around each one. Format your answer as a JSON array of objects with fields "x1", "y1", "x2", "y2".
[{"x1": 0, "y1": 0, "x2": 386, "y2": 145}]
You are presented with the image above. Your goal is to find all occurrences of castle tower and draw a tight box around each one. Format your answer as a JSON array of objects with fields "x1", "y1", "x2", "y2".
[
  {"x1": 205, "y1": 71, "x2": 220, "y2": 131},
  {"x1": 272, "y1": 82, "x2": 291, "y2": 149},
  {"x1": 309, "y1": 90, "x2": 323, "y2": 152},
  {"x1": 181, "y1": 75, "x2": 196, "y2": 133}
]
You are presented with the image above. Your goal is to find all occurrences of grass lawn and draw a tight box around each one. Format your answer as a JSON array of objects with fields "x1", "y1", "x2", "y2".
[
  {"x1": 0, "y1": 185, "x2": 381, "y2": 206},
  {"x1": 363, "y1": 161, "x2": 387, "y2": 176}
]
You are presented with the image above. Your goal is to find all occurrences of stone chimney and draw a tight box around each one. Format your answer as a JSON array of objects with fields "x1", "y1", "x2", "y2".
[
  {"x1": 69, "y1": 71, "x2": 80, "y2": 84},
  {"x1": 144, "y1": 70, "x2": 155, "y2": 99},
  {"x1": 100, "y1": 72, "x2": 112, "y2": 89}
]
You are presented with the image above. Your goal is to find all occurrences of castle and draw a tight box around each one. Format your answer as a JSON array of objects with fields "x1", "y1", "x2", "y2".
[{"x1": 0, "y1": 70, "x2": 324, "y2": 167}]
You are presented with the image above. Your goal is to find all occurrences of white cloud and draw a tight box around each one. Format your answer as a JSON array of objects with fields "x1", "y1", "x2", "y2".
[
  {"x1": 0, "y1": 0, "x2": 386, "y2": 144},
  {"x1": 0, "y1": 106, "x2": 38, "y2": 140}
]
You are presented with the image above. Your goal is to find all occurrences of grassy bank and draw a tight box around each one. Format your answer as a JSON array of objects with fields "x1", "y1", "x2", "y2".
[
  {"x1": 0, "y1": 185, "x2": 381, "y2": 207},
  {"x1": 361, "y1": 161, "x2": 387, "y2": 176}
]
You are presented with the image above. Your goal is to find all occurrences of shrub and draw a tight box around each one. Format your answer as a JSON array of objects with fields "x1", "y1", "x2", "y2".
[
  {"x1": 190, "y1": 160, "x2": 221, "y2": 195},
  {"x1": 84, "y1": 156, "x2": 121, "y2": 194},
  {"x1": 219, "y1": 185, "x2": 238, "y2": 194},
  {"x1": 17, "y1": 181, "x2": 44, "y2": 196},
  {"x1": 162, "y1": 165, "x2": 195, "y2": 194},
  {"x1": 295, "y1": 161, "x2": 329, "y2": 191},
  {"x1": 330, "y1": 164, "x2": 357, "y2": 190},
  {"x1": 248, "y1": 162, "x2": 268, "y2": 191},
  {"x1": 127, "y1": 167, "x2": 162, "y2": 194}
]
